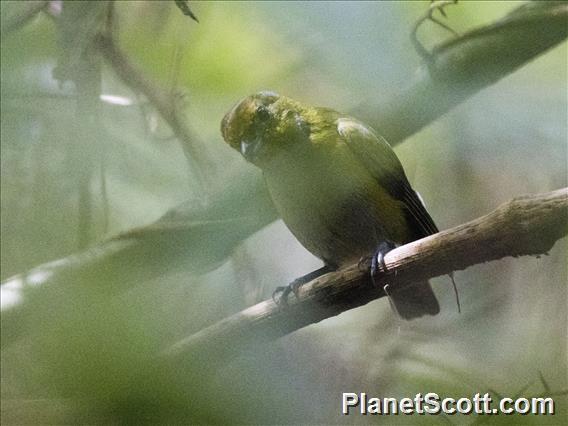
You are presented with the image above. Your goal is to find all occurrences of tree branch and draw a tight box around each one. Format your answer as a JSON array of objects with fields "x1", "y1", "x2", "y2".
[
  {"x1": 0, "y1": 172, "x2": 277, "y2": 348},
  {"x1": 163, "y1": 188, "x2": 568, "y2": 362},
  {"x1": 96, "y1": 31, "x2": 212, "y2": 189},
  {"x1": 1, "y1": 2, "x2": 566, "y2": 349},
  {"x1": 362, "y1": 1, "x2": 568, "y2": 144}
]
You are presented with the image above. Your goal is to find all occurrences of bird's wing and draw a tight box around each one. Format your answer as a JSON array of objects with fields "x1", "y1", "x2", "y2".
[{"x1": 337, "y1": 118, "x2": 438, "y2": 239}]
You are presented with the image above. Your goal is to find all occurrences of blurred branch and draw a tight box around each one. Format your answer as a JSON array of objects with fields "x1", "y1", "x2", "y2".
[
  {"x1": 1, "y1": 1, "x2": 566, "y2": 348},
  {"x1": 410, "y1": 0, "x2": 460, "y2": 63},
  {"x1": 0, "y1": 1, "x2": 48, "y2": 39},
  {"x1": 0, "y1": 171, "x2": 277, "y2": 348},
  {"x1": 164, "y1": 188, "x2": 568, "y2": 362},
  {"x1": 40, "y1": 1, "x2": 209, "y2": 186},
  {"x1": 96, "y1": 32, "x2": 210, "y2": 189},
  {"x1": 361, "y1": 1, "x2": 568, "y2": 145},
  {"x1": 53, "y1": 1, "x2": 110, "y2": 248}
]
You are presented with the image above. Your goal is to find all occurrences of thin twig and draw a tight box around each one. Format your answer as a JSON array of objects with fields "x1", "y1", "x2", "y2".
[
  {"x1": 96, "y1": 33, "x2": 212, "y2": 191},
  {"x1": 365, "y1": 1, "x2": 568, "y2": 144},
  {"x1": 411, "y1": 0, "x2": 459, "y2": 64}
]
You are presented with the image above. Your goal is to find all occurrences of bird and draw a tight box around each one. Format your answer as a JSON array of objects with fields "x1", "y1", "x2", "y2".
[{"x1": 221, "y1": 91, "x2": 440, "y2": 319}]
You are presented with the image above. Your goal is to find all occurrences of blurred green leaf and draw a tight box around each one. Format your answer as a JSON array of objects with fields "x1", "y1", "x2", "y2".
[{"x1": 1, "y1": 1, "x2": 566, "y2": 424}]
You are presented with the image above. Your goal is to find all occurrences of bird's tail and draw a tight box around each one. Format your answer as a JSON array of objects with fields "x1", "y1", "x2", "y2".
[{"x1": 388, "y1": 280, "x2": 440, "y2": 320}]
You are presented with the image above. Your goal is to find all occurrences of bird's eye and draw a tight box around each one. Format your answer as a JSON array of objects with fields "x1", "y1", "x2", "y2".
[{"x1": 256, "y1": 106, "x2": 270, "y2": 122}]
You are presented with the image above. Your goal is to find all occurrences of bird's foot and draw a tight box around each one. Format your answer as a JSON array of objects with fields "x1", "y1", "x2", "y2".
[
  {"x1": 370, "y1": 240, "x2": 397, "y2": 285},
  {"x1": 272, "y1": 265, "x2": 333, "y2": 308},
  {"x1": 272, "y1": 279, "x2": 302, "y2": 307}
]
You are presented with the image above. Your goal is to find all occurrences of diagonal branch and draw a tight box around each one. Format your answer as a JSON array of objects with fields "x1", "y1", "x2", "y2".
[
  {"x1": 96, "y1": 31, "x2": 212, "y2": 189},
  {"x1": 362, "y1": 1, "x2": 568, "y2": 144},
  {"x1": 163, "y1": 188, "x2": 568, "y2": 362},
  {"x1": 1, "y1": 2, "x2": 566, "y2": 349}
]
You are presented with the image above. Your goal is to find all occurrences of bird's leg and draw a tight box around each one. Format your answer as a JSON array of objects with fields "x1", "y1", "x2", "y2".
[
  {"x1": 272, "y1": 265, "x2": 333, "y2": 307},
  {"x1": 370, "y1": 240, "x2": 402, "y2": 318},
  {"x1": 370, "y1": 240, "x2": 397, "y2": 281}
]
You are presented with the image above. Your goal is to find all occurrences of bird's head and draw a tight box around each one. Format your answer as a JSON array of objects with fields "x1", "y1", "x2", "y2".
[{"x1": 221, "y1": 91, "x2": 311, "y2": 167}]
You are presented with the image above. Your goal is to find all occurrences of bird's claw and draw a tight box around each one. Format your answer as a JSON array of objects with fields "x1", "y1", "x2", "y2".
[
  {"x1": 370, "y1": 240, "x2": 396, "y2": 286},
  {"x1": 272, "y1": 286, "x2": 289, "y2": 306},
  {"x1": 272, "y1": 265, "x2": 333, "y2": 307},
  {"x1": 272, "y1": 280, "x2": 302, "y2": 307}
]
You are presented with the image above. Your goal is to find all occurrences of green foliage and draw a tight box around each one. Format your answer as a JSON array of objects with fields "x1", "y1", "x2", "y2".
[{"x1": 1, "y1": 1, "x2": 566, "y2": 424}]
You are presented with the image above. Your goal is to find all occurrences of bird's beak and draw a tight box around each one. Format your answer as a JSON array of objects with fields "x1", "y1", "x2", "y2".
[{"x1": 240, "y1": 138, "x2": 262, "y2": 162}]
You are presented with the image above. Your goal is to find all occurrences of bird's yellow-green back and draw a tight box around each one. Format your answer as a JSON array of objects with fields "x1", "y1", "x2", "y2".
[{"x1": 222, "y1": 92, "x2": 440, "y2": 318}]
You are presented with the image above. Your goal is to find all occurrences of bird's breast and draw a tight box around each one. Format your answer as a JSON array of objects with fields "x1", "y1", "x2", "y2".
[{"x1": 263, "y1": 149, "x2": 408, "y2": 267}]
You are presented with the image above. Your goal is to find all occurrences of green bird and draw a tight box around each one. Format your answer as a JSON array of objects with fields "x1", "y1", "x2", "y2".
[{"x1": 221, "y1": 91, "x2": 440, "y2": 319}]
